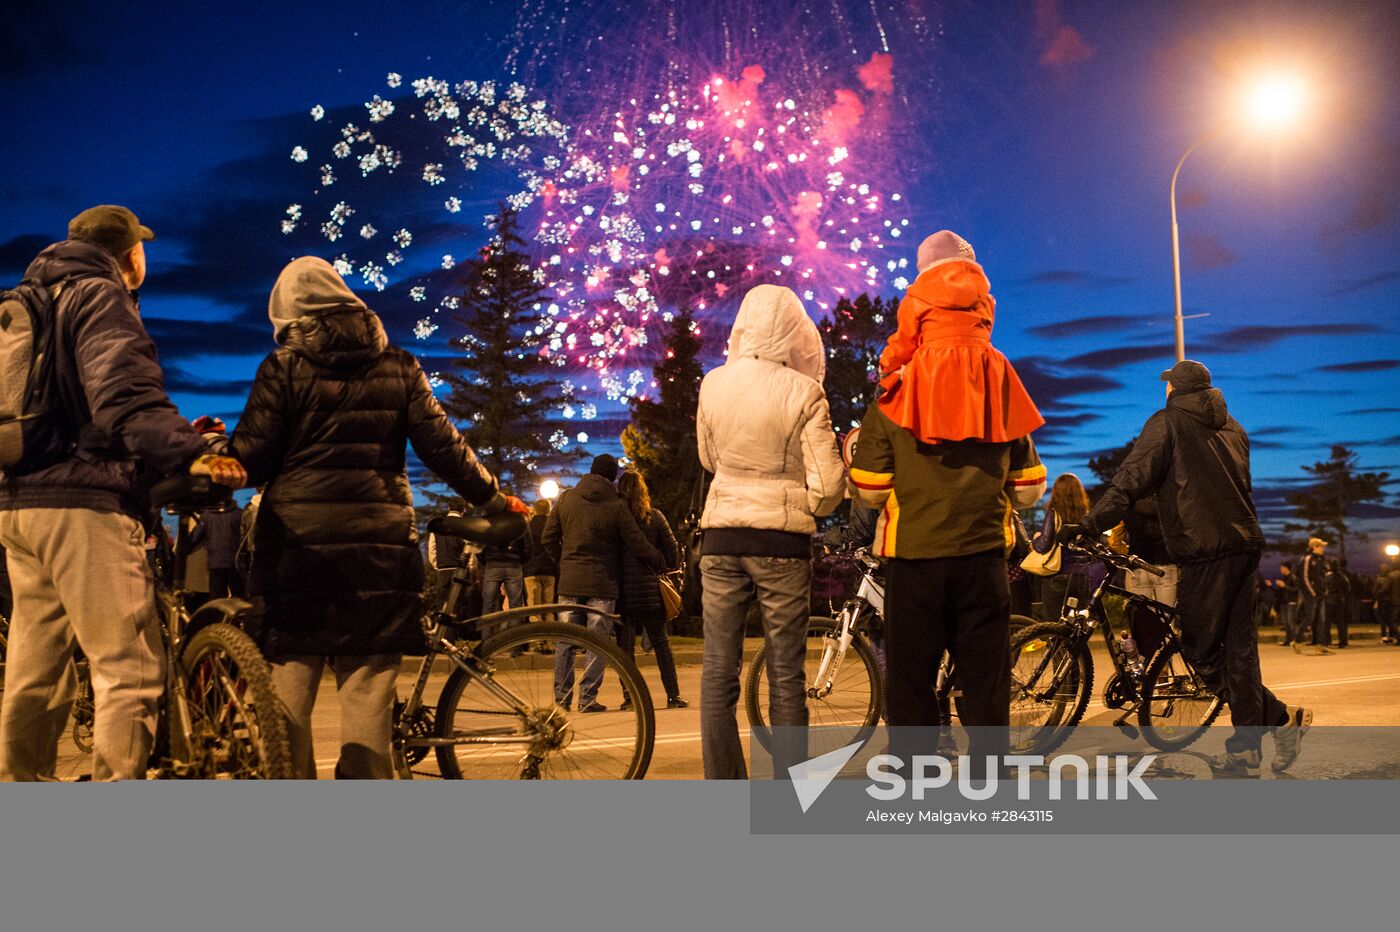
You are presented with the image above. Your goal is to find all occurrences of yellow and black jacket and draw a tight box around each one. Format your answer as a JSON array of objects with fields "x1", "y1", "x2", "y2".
[{"x1": 848, "y1": 402, "x2": 1045, "y2": 560}]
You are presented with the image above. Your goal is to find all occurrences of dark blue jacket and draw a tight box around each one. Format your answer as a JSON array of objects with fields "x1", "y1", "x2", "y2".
[
  {"x1": 0, "y1": 241, "x2": 207, "y2": 515},
  {"x1": 191, "y1": 505, "x2": 243, "y2": 571}
]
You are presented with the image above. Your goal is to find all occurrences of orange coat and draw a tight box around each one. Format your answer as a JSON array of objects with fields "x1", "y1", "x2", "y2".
[{"x1": 877, "y1": 259, "x2": 1044, "y2": 444}]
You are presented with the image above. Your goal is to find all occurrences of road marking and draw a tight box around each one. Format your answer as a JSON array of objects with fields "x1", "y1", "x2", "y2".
[{"x1": 314, "y1": 671, "x2": 1400, "y2": 770}]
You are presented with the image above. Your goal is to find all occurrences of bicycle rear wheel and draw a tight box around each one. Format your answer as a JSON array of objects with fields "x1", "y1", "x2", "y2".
[
  {"x1": 744, "y1": 617, "x2": 883, "y2": 752},
  {"x1": 1138, "y1": 640, "x2": 1224, "y2": 751},
  {"x1": 1009, "y1": 622, "x2": 1093, "y2": 756},
  {"x1": 181, "y1": 623, "x2": 293, "y2": 779},
  {"x1": 434, "y1": 621, "x2": 655, "y2": 780}
]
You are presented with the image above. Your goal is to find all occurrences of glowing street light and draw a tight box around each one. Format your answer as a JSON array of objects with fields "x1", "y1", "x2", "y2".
[
  {"x1": 1169, "y1": 69, "x2": 1311, "y2": 361},
  {"x1": 538, "y1": 479, "x2": 560, "y2": 500},
  {"x1": 1384, "y1": 543, "x2": 1399, "y2": 559}
]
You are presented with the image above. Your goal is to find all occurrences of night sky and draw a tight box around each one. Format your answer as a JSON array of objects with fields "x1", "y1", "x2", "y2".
[{"x1": 3, "y1": 0, "x2": 1398, "y2": 565}]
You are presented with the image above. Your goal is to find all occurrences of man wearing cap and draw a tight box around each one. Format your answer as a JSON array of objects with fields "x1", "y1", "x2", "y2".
[
  {"x1": 1299, "y1": 536, "x2": 1330, "y2": 649},
  {"x1": 1069, "y1": 360, "x2": 1310, "y2": 775},
  {"x1": 0, "y1": 205, "x2": 245, "y2": 780}
]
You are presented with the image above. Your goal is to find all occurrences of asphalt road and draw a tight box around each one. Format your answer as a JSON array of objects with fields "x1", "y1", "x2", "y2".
[
  {"x1": 310, "y1": 628, "x2": 1400, "y2": 780},
  {"x1": 21, "y1": 627, "x2": 1399, "y2": 780}
]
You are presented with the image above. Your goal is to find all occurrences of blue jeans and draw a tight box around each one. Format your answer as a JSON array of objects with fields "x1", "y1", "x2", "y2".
[
  {"x1": 552, "y1": 596, "x2": 615, "y2": 709},
  {"x1": 481, "y1": 563, "x2": 525, "y2": 618},
  {"x1": 1278, "y1": 602, "x2": 1301, "y2": 644},
  {"x1": 699, "y1": 555, "x2": 811, "y2": 780}
]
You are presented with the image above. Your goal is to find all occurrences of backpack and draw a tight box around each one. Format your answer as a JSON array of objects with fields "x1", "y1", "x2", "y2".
[{"x1": 0, "y1": 278, "x2": 78, "y2": 474}]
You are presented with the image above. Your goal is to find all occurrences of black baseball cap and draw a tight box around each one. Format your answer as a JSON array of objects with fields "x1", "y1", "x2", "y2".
[
  {"x1": 1160, "y1": 359, "x2": 1212, "y2": 392},
  {"x1": 68, "y1": 205, "x2": 155, "y2": 257}
]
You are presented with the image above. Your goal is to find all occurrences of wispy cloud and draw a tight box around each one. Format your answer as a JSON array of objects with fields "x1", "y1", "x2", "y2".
[
  {"x1": 1026, "y1": 314, "x2": 1144, "y2": 339},
  {"x1": 1034, "y1": 0, "x2": 1096, "y2": 72},
  {"x1": 1326, "y1": 270, "x2": 1400, "y2": 296},
  {"x1": 1323, "y1": 139, "x2": 1400, "y2": 243},
  {"x1": 1062, "y1": 344, "x2": 1174, "y2": 370},
  {"x1": 0, "y1": 233, "x2": 51, "y2": 276},
  {"x1": 1017, "y1": 270, "x2": 1134, "y2": 288},
  {"x1": 1011, "y1": 356, "x2": 1122, "y2": 408},
  {"x1": 1199, "y1": 323, "x2": 1381, "y2": 352},
  {"x1": 0, "y1": 17, "x2": 101, "y2": 78},
  {"x1": 1316, "y1": 359, "x2": 1400, "y2": 374},
  {"x1": 1181, "y1": 232, "x2": 1238, "y2": 271}
]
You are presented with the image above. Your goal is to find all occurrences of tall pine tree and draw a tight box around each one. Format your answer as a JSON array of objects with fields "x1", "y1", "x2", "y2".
[
  {"x1": 438, "y1": 205, "x2": 583, "y2": 492},
  {"x1": 1284, "y1": 445, "x2": 1389, "y2": 561},
  {"x1": 621, "y1": 307, "x2": 704, "y2": 524},
  {"x1": 818, "y1": 293, "x2": 892, "y2": 434}
]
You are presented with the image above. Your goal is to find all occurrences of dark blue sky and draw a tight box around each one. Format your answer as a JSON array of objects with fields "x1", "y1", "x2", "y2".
[{"x1": 4, "y1": 0, "x2": 1398, "y2": 563}]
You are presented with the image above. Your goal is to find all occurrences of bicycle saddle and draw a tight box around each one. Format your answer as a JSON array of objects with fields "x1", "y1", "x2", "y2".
[
  {"x1": 150, "y1": 474, "x2": 234, "y2": 513},
  {"x1": 427, "y1": 511, "x2": 527, "y2": 547}
]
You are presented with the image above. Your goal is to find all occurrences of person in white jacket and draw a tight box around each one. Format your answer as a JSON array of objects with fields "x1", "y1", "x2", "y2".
[{"x1": 696, "y1": 283, "x2": 846, "y2": 779}]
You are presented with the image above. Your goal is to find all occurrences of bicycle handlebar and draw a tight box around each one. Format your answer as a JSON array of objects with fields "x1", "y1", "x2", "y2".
[{"x1": 1066, "y1": 536, "x2": 1166, "y2": 578}]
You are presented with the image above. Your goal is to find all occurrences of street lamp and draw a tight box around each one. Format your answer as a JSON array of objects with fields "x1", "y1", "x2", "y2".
[
  {"x1": 1169, "y1": 70, "x2": 1310, "y2": 361},
  {"x1": 538, "y1": 479, "x2": 560, "y2": 500},
  {"x1": 1385, "y1": 543, "x2": 1399, "y2": 558}
]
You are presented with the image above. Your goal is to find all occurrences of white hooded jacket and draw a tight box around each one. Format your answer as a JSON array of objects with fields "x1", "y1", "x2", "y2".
[{"x1": 697, "y1": 284, "x2": 846, "y2": 535}]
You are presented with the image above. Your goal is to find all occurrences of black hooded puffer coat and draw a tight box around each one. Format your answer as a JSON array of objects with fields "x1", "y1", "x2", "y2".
[
  {"x1": 1083, "y1": 387, "x2": 1263, "y2": 563},
  {"x1": 230, "y1": 306, "x2": 497, "y2": 658}
]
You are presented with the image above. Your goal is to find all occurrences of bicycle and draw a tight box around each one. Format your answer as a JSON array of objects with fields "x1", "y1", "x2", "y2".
[
  {"x1": 391, "y1": 509, "x2": 656, "y2": 780},
  {"x1": 744, "y1": 544, "x2": 1033, "y2": 750},
  {"x1": 1008, "y1": 536, "x2": 1223, "y2": 755},
  {"x1": 18, "y1": 476, "x2": 293, "y2": 780}
]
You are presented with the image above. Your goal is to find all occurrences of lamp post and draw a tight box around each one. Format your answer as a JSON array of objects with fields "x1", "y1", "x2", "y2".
[
  {"x1": 1169, "y1": 132, "x2": 1220, "y2": 362},
  {"x1": 1169, "y1": 71, "x2": 1309, "y2": 362}
]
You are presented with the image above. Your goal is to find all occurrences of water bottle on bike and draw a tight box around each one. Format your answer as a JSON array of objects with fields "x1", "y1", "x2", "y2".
[{"x1": 1119, "y1": 629, "x2": 1144, "y2": 675}]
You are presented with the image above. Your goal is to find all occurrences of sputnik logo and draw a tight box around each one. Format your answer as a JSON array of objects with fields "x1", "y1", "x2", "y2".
[{"x1": 787, "y1": 741, "x2": 866, "y2": 813}]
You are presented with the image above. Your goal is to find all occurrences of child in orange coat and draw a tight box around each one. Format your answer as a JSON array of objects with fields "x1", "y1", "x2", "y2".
[{"x1": 878, "y1": 230, "x2": 1043, "y2": 444}]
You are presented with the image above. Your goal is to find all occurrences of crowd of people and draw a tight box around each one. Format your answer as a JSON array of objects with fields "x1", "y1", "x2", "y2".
[{"x1": 0, "y1": 204, "x2": 1362, "y2": 782}]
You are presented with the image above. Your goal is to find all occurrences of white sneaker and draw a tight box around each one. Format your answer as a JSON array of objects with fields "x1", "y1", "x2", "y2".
[{"x1": 1272, "y1": 706, "x2": 1313, "y2": 773}]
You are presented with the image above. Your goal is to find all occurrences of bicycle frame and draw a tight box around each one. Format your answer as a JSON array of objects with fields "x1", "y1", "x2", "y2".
[
  {"x1": 1033, "y1": 556, "x2": 1184, "y2": 724},
  {"x1": 391, "y1": 560, "x2": 623, "y2": 777},
  {"x1": 812, "y1": 553, "x2": 883, "y2": 700}
]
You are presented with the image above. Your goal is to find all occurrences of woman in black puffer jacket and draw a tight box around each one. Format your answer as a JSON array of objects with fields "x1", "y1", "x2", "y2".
[
  {"x1": 230, "y1": 256, "x2": 502, "y2": 778},
  {"x1": 616, "y1": 470, "x2": 687, "y2": 709}
]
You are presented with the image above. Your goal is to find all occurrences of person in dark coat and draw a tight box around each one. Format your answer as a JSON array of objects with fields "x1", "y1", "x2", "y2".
[
  {"x1": 229, "y1": 256, "x2": 502, "y2": 779},
  {"x1": 542, "y1": 454, "x2": 662, "y2": 712},
  {"x1": 615, "y1": 470, "x2": 687, "y2": 709},
  {"x1": 478, "y1": 495, "x2": 532, "y2": 619},
  {"x1": 1074, "y1": 360, "x2": 1309, "y2": 775},
  {"x1": 1299, "y1": 538, "x2": 1329, "y2": 649},
  {"x1": 190, "y1": 503, "x2": 243, "y2": 598}
]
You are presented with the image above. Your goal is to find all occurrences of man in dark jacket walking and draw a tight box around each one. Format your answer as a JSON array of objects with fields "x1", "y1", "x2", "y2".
[
  {"x1": 542, "y1": 454, "x2": 662, "y2": 712},
  {"x1": 0, "y1": 206, "x2": 244, "y2": 780},
  {"x1": 1075, "y1": 360, "x2": 1309, "y2": 775}
]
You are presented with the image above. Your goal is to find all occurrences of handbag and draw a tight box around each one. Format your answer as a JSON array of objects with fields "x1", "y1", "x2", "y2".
[
  {"x1": 658, "y1": 574, "x2": 683, "y2": 622},
  {"x1": 1019, "y1": 515, "x2": 1063, "y2": 577}
]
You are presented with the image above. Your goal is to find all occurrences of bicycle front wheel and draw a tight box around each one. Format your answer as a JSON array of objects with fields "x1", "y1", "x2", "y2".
[
  {"x1": 1009, "y1": 622, "x2": 1093, "y2": 756},
  {"x1": 744, "y1": 617, "x2": 883, "y2": 752},
  {"x1": 181, "y1": 623, "x2": 293, "y2": 779},
  {"x1": 435, "y1": 621, "x2": 655, "y2": 780},
  {"x1": 1138, "y1": 640, "x2": 1224, "y2": 751}
]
